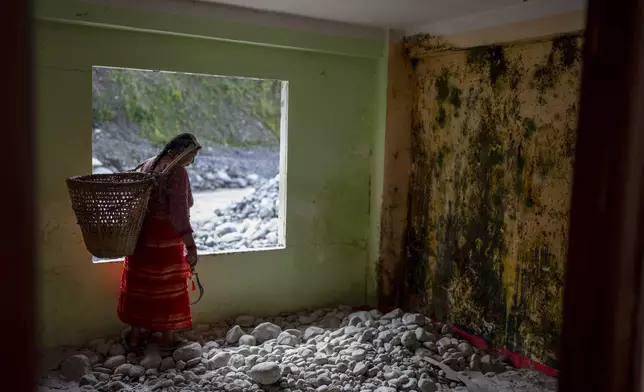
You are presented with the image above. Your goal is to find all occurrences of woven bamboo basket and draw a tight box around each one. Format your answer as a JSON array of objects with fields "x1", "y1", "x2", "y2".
[
  {"x1": 67, "y1": 150, "x2": 193, "y2": 258},
  {"x1": 66, "y1": 172, "x2": 156, "y2": 259}
]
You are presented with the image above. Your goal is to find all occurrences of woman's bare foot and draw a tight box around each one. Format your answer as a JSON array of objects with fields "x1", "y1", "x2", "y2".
[
  {"x1": 159, "y1": 331, "x2": 181, "y2": 347},
  {"x1": 149, "y1": 330, "x2": 183, "y2": 349},
  {"x1": 123, "y1": 326, "x2": 142, "y2": 350}
]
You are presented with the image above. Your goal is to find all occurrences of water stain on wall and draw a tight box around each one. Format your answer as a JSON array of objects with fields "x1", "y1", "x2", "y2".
[{"x1": 403, "y1": 35, "x2": 582, "y2": 368}]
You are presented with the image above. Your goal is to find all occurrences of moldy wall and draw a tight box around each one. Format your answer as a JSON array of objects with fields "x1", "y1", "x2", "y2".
[{"x1": 403, "y1": 35, "x2": 582, "y2": 367}]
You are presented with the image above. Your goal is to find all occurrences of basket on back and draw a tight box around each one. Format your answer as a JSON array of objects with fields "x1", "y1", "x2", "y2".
[
  {"x1": 66, "y1": 172, "x2": 156, "y2": 259},
  {"x1": 67, "y1": 149, "x2": 193, "y2": 259}
]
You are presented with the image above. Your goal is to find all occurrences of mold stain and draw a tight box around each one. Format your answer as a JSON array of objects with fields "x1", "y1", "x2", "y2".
[
  {"x1": 433, "y1": 69, "x2": 463, "y2": 129},
  {"x1": 533, "y1": 35, "x2": 582, "y2": 102},
  {"x1": 466, "y1": 46, "x2": 509, "y2": 86},
  {"x1": 449, "y1": 87, "x2": 462, "y2": 111},
  {"x1": 436, "y1": 107, "x2": 447, "y2": 128},
  {"x1": 523, "y1": 118, "x2": 537, "y2": 137},
  {"x1": 435, "y1": 71, "x2": 451, "y2": 103},
  {"x1": 404, "y1": 35, "x2": 582, "y2": 368},
  {"x1": 404, "y1": 119, "x2": 433, "y2": 311}
]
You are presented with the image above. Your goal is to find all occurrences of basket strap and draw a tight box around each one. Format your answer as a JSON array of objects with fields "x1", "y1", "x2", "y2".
[
  {"x1": 158, "y1": 146, "x2": 199, "y2": 176},
  {"x1": 130, "y1": 162, "x2": 146, "y2": 172},
  {"x1": 129, "y1": 147, "x2": 195, "y2": 175}
]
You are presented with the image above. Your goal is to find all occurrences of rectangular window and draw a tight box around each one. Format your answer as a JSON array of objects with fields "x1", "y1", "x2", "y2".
[{"x1": 91, "y1": 66, "x2": 287, "y2": 261}]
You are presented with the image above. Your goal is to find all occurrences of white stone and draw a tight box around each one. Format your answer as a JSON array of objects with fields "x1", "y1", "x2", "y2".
[
  {"x1": 248, "y1": 361, "x2": 281, "y2": 385},
  {"x1": 140, "y1": 353, "x2": 162, "y2": 370},
  {"x1": 457, "y1": 342, "x2": 474, "y2": 357},
  {"x1": 351, "y1": 349, "x2": 366, "y2": 361},
  {"x1": 353, "y1": 361, "x2": 368, "y2": 375},
  {"x1": 348, "y1": 310, "x2": 373, "y2": 323},
  {"x1": 78, "y1": 375, "x2": 97, "y2": 387},
  {"x1": 303, "y1": 326, "x2": 325, "y2": 341},
  {"x1": 276, "y1": 331, "x2": 300, "y2": 346},
  {"x1": 401, "y1": 331, "x2": 419, "y2": 349},
  {"x1": 402, "y1": 313, "x2": 427, "y2": 325},
  {"x1": 228, "y1": 353, "x2": 245, "y2": 369},
  {"x1": 220, "y1": 232, "x2": 243, "y2": 243},
  {"x1": 285, "y1": 328, "x2": 303, "y2": 339},
  {"x1": 226, "y1": 325, "x2": 245, "y2": 344},
  {"x1": 173, "y1": 343, "x2": 202, "y2": 362},
  {"x1": 238, "y1": 334, "x2": 257, "y2": 346},
  {"x1": 128, "y1": 365, "x2": 145, "y2": 378},
  {"x1": 437, "y1": 337, "x2": 454, "y2": 348},
  {"x1": 211, "y1": 352, "x2": 232, "y2": 369},
  {"x1": 114, "y1": 364, "x2": 132, "y2": 375},
  {"x1": 381, "y1": 308, "x2": 404, "y2": 320},
  {"x1": 415, "y1": 327, "x2": 434, "y2": 343},
  {"x1": 60, "y1": 355, "x2": 91, "y2": 381},
  {"x1": 160, "y1": 357, "x2": 175, "y2": 371},
  {"x1": 418, "y1": 378, "x2": 438, "y2": 392},
  {"x1": 104, "y1": 355, "x2": 126, "y2": 369},
  {"x1": 252, "y1": 322, "x2": 282, "y2": 343}
]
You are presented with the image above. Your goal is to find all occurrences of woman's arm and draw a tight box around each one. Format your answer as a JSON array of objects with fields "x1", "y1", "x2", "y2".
[{"x1": 168, "y1": 167, "x2": 196, "y2": 249}]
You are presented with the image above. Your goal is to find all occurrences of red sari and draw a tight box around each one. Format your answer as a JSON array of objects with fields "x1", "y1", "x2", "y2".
[{"x1": 117, "y1": 159, "x2": 194, "y2": 331}]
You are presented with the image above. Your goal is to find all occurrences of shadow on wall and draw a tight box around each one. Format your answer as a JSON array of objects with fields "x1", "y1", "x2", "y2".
[{"x1": 402, "y1": 35, "x2": 582, "y2": 368}]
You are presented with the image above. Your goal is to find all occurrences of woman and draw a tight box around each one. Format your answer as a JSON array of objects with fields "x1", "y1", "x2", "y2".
[{"x1": 118, "y1": 133, "x2": 201, "y2": 351}]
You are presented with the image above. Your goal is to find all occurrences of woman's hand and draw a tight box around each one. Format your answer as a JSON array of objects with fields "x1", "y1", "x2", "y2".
[{"x1": 186, "y1": 247, "x2": 198, "y2": 268}]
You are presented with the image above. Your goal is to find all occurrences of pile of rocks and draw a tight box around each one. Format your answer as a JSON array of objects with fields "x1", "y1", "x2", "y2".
[
  {"x1": 188, "y1": 168, "x2": 263, "y2": 192},
  {"x1": 44, "y1": 307, "x2": 557, "y2": 392},
  {"x1": 193, "y1": 175, "x2": 281, "y2": 253}
]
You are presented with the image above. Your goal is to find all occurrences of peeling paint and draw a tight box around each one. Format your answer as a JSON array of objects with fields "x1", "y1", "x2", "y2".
[{"x1": 404, "y1": 34, "x2": 582, "y2": 368}]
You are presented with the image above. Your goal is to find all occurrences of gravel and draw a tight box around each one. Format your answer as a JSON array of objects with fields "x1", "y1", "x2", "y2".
[{"x1": 38, "y1": 307, "x2": 558, "y2": 392}]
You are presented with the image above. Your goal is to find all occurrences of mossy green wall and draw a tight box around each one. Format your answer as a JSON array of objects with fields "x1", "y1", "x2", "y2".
[
  {"x1": 35, "y1": 2, "x2": 386, "y2": 347},
  {"x1": 405, "y1": 35, "x2": 582, "y2": 367}
]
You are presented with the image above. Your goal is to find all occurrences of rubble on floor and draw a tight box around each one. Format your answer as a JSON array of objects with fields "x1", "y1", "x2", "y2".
[{"x1": 38, "y1": 307, "x2": 558, "y2": 392}]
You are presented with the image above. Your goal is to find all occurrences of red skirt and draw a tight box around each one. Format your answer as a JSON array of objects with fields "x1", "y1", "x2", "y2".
[{"x1": 117, "y1": 216, "x2": 192, "y2": 331}]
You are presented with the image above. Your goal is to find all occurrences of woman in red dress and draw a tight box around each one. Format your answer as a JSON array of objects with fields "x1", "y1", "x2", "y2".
[{"x1": 118, "y1": 133, "x2": 201, "y2": 351}]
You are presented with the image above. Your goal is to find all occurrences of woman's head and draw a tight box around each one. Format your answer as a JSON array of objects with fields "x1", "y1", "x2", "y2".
[
  {"x1": 153, "y1": 133, "x2": 202, "y2": 169},
  {"x1": 166, "y1": 133, "x2": 201, "y2": 165}
]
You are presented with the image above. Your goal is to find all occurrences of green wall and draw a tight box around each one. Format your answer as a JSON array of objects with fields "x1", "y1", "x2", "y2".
[{"x1": 35, "y1": 1, "x2": 386, "y2": 347}]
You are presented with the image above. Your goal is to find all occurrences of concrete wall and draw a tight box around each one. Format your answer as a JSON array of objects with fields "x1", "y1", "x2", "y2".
[
  {"x1": 377, "y1": 38, "x2": 414, "y2": 309},
  {"x1": 35, "y1": 1, "x2": 387, "y2": 348},
  {"x1": 383, "y1": 35, "x2": 582, "y2": 368}
]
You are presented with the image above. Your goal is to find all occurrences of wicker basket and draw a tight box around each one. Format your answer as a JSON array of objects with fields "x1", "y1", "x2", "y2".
[{"x1": 66, "y1": 172, "x2": 156, "y2": 259}]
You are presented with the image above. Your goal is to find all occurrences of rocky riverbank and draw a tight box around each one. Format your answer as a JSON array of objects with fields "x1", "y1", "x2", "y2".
[
  {"x1": 192, "y1": 176, "x2": 281, "y2": 253},
  {"x1": 92, "y1": 128, "x2": 279, "y2": 192}
]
